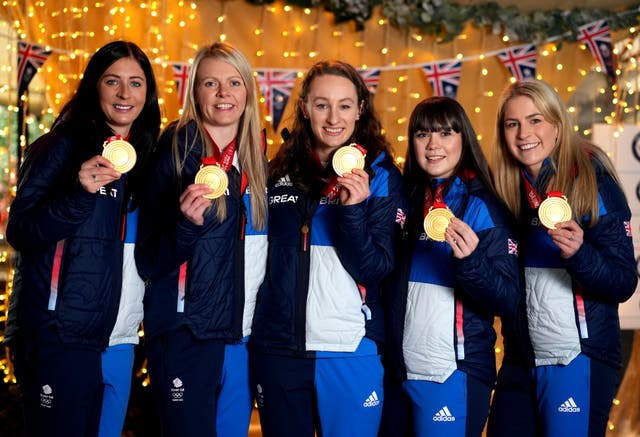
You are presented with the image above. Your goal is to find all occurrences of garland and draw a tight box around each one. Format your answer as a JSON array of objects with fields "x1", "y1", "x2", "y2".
[{"x1": 246, "y1": 0, "x2": 640, "y2": 42}]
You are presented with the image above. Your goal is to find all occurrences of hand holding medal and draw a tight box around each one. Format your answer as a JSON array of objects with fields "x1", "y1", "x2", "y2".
[
  {"x1": 424, "y1": 207, "x2": 454, "y2": 241},
  {"x1": 102, "y1": 136, "x2": 137, "y2": 173}
]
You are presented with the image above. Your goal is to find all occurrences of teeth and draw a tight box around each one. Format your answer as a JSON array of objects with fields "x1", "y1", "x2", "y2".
[
  {"x1": 518, "y1": 142, "x2": 539, "y2": 150},
  {"x1": 114, "y1": 105, "x2": 132, "y2": 110},
  {"x1": 427, "y1": 156, "x2": 444, "y2": 160},
  {"x1": 216, "y1": 104, "x2": 233, "y2": 109},
  {"x1": 325, "y1": 128, "x2": 342, "y2": 133}
]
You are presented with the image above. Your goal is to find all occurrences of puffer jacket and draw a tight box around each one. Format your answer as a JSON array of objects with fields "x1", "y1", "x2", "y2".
[
  {"x1": 384, "y1": 176, "x2": 521, "y2": 386},
  {"x1": 505, "y1": 159, "x2": 637, "y2": 369},
  {"x1": 251, "y1": 152, "x2": 405, "y2": 356},
  {"x1": 136, "y1": 120, "x2": 267, "y2": 342},
  {"x1": 6, "y1": 127, "x2": 128, "y2": 349}
]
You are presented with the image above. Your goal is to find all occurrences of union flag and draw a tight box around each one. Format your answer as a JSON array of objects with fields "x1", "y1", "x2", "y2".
[
  {"x1": 497, "y1": 44, "x2": 537, "y2": 82},
  {"x1": 256, "y1": 69, "x2": 298, "y2": 131},
  {"x1": 358, "y1": 68, "x2": 381, "y2": 94},
  {"x1": 578, "y1": 20, "x2": 616, "y2": 80},
  {"x1": 171, "y1": 63, "x2": 191, "y2": 107},
  {"x1": 17, "y1": 41, "x2": 52, "y2": 98},
  {"x1": 420, "y1": 60, "x2": 462, "y2": 99}
]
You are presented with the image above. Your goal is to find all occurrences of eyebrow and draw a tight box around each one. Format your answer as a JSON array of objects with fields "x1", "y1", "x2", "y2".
[
  {"x1": 505, "y1": 112, "x2": 544, "y2": 121},
  {"x1": 103, "y1": 73, "x2": 145, "y2": 81},
  {"x1": 198, "y1": 75, "x2": 243, "y2": 81},
  {"x1": 311, "y1": 96, "x2": 356, "y2": 103}
]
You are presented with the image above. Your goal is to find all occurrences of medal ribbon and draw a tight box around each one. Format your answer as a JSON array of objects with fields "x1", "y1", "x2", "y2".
[
  {"x1": 520, "y1": 169, "x2": 565, "y2": 210},
  {"x1": 350, "y1": 143, "x2": 367, "y2": 156},
  {"x1": 201, "y1": 136, "x2": 248, "y2": 194},
  {"x1": 312, "y1": 151, "x2": 341, "y2": 201},
  {"x1": 423, "y1": 182, "x2": 447, "y2": 218},
  {"x1": 520, "y1": 169, "x2": 543, "y2": 209},
  {"x1": 105, "y1": 133, "x2": 131, "y2": 143}
]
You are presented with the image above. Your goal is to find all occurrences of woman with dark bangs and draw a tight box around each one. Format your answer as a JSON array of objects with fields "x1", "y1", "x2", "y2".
[{"x1": 380, "y1": 96, "x2": 521, "y2": 436}]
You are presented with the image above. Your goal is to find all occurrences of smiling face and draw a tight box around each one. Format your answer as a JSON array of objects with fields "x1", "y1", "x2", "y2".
[
  {"x1": 98, "y1": 57, "x2": 147, "y2": 136},
  {"x1": 413, "y1": 128, "x2": 462, "y2": 179},
  {"x1": 195, "y1": 57, "x2": 247, "y2": 133},
  {"x1": 301, "y1": 74, "x2": 360, "y2": 161},
  {"x1": 502, "y1": 95, "x2": 559, "y2": 179}
]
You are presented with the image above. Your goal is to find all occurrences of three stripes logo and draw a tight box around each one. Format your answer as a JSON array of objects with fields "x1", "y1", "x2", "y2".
[
  {"x1": 433, "y1": 406, "x2": 456, "y2": 422},
  {"x1": 558, "y1": 397, "x2": 581, "y2": 413},
  {"x1": 363, "y1": 391, "x2": 380, "y2": 407}
]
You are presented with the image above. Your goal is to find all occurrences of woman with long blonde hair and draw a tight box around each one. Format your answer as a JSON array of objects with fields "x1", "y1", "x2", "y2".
[
  {"x1": 136, "y1": 42, "x2": 267, "y2": 436},
  {"x1": 488, "y1": 79, "x2": 636, "y2": 437}
]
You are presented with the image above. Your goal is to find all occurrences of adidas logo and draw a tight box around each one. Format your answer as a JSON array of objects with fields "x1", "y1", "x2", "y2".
[
  {"x1": 275, "y1": 175, "x2": 293, "y2": 187},
  {"x1": 558, "y1": 397, "x2": 581, "y2": 413},
  {"x1": 363, "y1": 391, "x2": 380, "y2": 407},
  {"x1": 433, "y1": 406, "x2": 456, "y2": 422}
]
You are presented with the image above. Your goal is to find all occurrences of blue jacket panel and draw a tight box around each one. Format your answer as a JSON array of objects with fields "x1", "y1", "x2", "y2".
[
  {"x1": 136, "y1": 121, "x2": 267, "y2": 342},
  {"x1": 6, "y1": 128, "x2": 127, "y2": 348},
  {"x1": 384, "y1": 177, "x2": 521, "y2": 386},
  {"x1": 505, "y1": 160, "x2": 637, "y2": 369},
  {"x1": 251, "y1": 153, "x2": 406, "y2": 356}
]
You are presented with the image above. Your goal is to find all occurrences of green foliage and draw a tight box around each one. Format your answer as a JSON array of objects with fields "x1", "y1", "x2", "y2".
[{"x1": 246, "y1": 0, "x2": 640, "y2": 42}]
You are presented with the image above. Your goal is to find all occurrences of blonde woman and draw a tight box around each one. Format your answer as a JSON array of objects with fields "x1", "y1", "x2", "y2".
[
  {"x1": 488, "y1": 79, "x2": 636, "y2": 437},
  {"x1": 135, "y1": 42, "x2": 267, "y2": 436}
]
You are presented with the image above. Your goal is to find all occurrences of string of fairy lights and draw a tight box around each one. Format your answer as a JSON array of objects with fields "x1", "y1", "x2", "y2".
[{"x1": 0, "y1": 2, "x2": 639, "y2": 432}]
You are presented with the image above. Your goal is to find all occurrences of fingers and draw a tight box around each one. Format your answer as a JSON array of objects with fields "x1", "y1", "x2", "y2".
[
  {"x1": 78, "y1": 155, "x2": 121, "y2": 193},
  {"x1": 337, "y1": 169, "x2": 370, "y2": 205},
  {"x1": 179, "y1": 184, "x2": 214, "y2": 226},
  {"x1": 549, "y1": 220, "x2": 583, "y2": 258},
  {"x1": 445, "y1": 218, "x2": 479, "y2": 258}
]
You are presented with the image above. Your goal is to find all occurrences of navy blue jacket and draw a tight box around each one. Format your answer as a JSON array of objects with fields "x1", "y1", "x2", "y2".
[
  {"x1": 6, "y1": 127, "x2": 127, "y2": 348},
  {"x1": 136, "y1": 121, "x2": 268, "y2": 342},
  {"x1": 251, "y1": 152, "x2": 405, "y2": 357},
  {"x1": 503, "y1": 159, "x2": 637, "y2": 369},
  {"x1": 384, "y1": 176, "x2": 521, "y2": 386}
]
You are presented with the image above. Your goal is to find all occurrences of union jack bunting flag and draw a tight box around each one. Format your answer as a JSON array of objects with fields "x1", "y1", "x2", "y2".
[
  {"x1": 17, "y1": 41, "x2": 52, "y2": 98},
  {"x1": 420, "y1": 60, "x2": 462, "y2": 99},
  {"x1": 358, "y1": 68, "x2": 381, "y2": 94},
  {"x1": 395, "y1": 208, "x2": 406, "y2": 227},
  {"x1": 256, "y1": 69, "x2": 298, "y2": 131},
  {"x1": 507, "y1": 238, "x2": 518, "y2": 255},
  {"x1": 624, "y1": 221, "x2": 632, "y2": 237},
  {"x1": 578, "y1": 20, "x2": 616, "y2": 80},
  {"x1": 497, "y1": 44, "x2": 537, "y2": 82},
  {"x1": 171, "y1": 63, "x2": 191, "y2": 107}
]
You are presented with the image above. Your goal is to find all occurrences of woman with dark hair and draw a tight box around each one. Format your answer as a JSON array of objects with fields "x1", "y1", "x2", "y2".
[
  {"x1": 488, "y1": 79, "x2": 637, "y2": 436},
  {"x1": 380, "y1": 96, "x2": 521, "y2": 436},
  {"x1": 5, "y1": 40, "x2": 161, "y2": 437},
  {"x1": 135, "y1": 42, "x2": 267, "y2": 436},
  {"x1": 250, "y1": 60, "x2": 406, "y2": 437}
]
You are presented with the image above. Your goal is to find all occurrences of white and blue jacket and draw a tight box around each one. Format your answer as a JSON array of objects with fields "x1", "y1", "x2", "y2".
[
  {"x1": 6, "y1": 126, "x2": 132, "y2": 349},
  {"x1": 505, "y1": 159, "x2": 637, "y2": 370},
  {"x1": 136, "y1": 121, "x2": 268, "y2": 342},
  {"x1": 385, "y1": 176, "x2": 521, "y2": 386},
  {"x1": 251, "y1": 152, "x2": 405, "y2": 356}
]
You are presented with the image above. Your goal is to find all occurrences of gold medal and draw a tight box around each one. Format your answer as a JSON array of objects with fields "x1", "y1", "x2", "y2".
[
  {"x1": 423, "y1": 207, "x2": 454, "y2": 242},
  {"x1": 332, "y1": 144, "x2": 365, "y2": 176},
  {"x1": 538, "y1": 195, "x2": 572, "y2": 229},
  {"x1": 102, "y1": 139, "x2": 137, "y2": 173},
  {"x1": 195, "y1": 165, "x2": 229, "y2": 199}
]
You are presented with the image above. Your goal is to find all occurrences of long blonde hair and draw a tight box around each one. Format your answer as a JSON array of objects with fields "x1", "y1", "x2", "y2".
[
  {"x1": 493, "y1": 79, "x2": 620, "y2": 226},
  {"x1": 172, "y1": 42, "x2": 267, "y2": 230}
]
